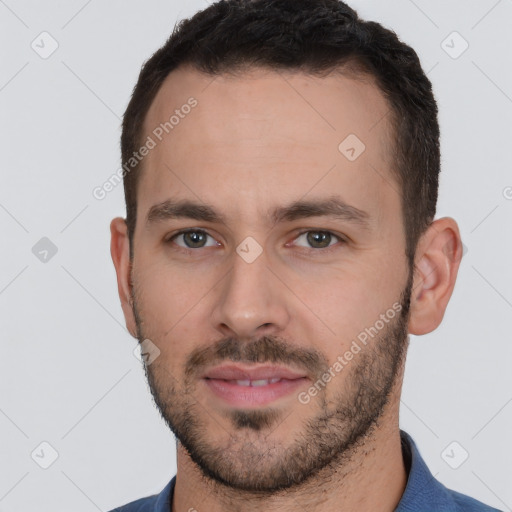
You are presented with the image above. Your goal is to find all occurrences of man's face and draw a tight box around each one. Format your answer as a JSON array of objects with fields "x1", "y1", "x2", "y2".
[{"x1": 129, "y1": 66, "x2": 412, "y2": 491}]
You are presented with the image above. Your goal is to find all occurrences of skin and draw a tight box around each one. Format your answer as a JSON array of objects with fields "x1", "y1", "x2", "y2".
[{"x1": 110, "y1": 64, "x2": 463, "y2": 512}]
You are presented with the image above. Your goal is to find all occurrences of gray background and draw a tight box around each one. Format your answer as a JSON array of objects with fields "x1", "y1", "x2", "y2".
[{"x1": 1, "y1": 0, "x2": 511, "y2": 511}]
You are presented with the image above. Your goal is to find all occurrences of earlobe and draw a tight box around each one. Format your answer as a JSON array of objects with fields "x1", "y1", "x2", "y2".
[
  {"x1": 110, "y1": 217, "x2": 138, "y2": 338},
  {"x1": 408, "y1": 217, "x2": 463, "y2": 336}
]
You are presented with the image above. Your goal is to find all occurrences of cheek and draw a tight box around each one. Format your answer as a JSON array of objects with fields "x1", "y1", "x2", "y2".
[
  {"x1": 134, "y1": 264, "x2": 218, "y2": 366},
  {"x1": 298, "y1": 276, "x2": 377, "y2": 346},
  {"x1": 133, "y1": 267, "x2": 187, "y2": 336},
  {"x1": 291, "y1": 262, "x2": 400, "y2": 352}
]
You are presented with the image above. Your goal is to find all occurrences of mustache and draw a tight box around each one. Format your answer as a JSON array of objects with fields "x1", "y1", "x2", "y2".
[{"x1": 184, "y1": 335, "x2": 329, "y2": 381}]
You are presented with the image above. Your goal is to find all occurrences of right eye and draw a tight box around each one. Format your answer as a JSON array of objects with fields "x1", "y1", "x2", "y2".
[{"x1": 166, "y1": 229, "x2": 221, "y2": 250}]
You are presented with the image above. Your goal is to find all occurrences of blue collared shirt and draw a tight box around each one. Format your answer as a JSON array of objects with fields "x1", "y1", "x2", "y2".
[{"x1": 108, "y1": 430, "x2": 502, "y2": 511}]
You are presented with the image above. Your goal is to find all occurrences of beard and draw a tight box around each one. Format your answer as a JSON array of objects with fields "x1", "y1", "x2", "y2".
[{"x1": 131, "y1": 267, "x2": 413, "y2": 493}]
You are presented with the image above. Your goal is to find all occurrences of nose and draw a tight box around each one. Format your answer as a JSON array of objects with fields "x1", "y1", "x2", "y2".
[{"x1": 210, "y1": 245, "x2": 290, "y2": 341}]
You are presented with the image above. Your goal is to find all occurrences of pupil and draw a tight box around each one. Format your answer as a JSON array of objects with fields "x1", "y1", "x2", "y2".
[
  {"x1": 186, "y1": 231, "x2": 205, "y2": 248},
  {"x1": 308, "y1": 231, "x2": 330, "y2": 248}
]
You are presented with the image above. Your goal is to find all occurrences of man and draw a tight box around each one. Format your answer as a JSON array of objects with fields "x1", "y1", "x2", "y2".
[{"x1": 108, "y1": 0, "x2": 500, "y2": 510}]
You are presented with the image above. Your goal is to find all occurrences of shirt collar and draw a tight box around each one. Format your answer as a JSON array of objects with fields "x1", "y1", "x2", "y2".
[{"x1": 396, "y1": 429, "x2": 472, "y2": 511}]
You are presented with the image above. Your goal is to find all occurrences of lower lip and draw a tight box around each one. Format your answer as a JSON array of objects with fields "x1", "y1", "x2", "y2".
[{"x1": 203, "y1": 377, "x2": 309, "y2": 407}]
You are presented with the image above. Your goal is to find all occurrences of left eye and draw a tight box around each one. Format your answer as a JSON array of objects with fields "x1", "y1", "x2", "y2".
[
  {"x1": 293, "y1": 230, "x2": 343, "y2": 250},
  {"x1": 168, "y1": 229, "x2": 219, "y2": 249}
]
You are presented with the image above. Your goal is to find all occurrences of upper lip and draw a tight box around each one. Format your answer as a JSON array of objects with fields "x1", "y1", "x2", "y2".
[{"x1": 202, "y1": 364, "x2": 308, "y2": 381}]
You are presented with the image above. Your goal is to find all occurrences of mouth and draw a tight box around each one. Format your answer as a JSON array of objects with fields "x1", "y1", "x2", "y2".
[{"x1": 201, "y1": 364, "x2": 310, "y2": 407}]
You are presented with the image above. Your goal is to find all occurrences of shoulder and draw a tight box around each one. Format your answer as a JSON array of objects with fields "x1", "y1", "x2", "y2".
[
  {"x1": 448, "y1": 488, "x2": 503, "y2": 512},
  {"x1": 107, "y1": 493, "x2": 159, "y2": 512},
  {"x1": 106, "y1": 476, "x2": 176, "y2": 512},
  {"x1": 397, "y1": 431, "x2": 502, "y2": 512}
]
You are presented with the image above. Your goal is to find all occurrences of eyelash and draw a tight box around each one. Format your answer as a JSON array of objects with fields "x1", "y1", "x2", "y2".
[{"x1": 165, "y1": 228, "x2": 347, "y2": 254}]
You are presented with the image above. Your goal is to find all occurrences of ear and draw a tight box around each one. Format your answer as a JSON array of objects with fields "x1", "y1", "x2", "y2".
[
  {"x1": 408, "y1": 217, "x2": 463, "y2": 335},
  {"x1": 110, "y1": 217, "x2": 138, "y2": 338}
]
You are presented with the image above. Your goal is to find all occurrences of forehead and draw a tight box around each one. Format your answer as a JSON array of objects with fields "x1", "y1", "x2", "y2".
[{"x1": 138, "y1": 65, "x2": 398, "y2": 230}]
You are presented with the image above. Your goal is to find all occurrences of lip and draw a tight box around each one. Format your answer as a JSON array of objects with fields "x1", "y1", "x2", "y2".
[
  {"x1": 201, "y1": 363, "x2": 307, "y2": 381},
  {"x1": 201, "y1": 364, "x2": 309, "y2": 407}
]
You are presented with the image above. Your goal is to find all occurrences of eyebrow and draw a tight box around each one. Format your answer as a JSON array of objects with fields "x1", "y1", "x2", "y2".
[{"x1": 145, "y1": 196, "x2": 372, "y2": 231}]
